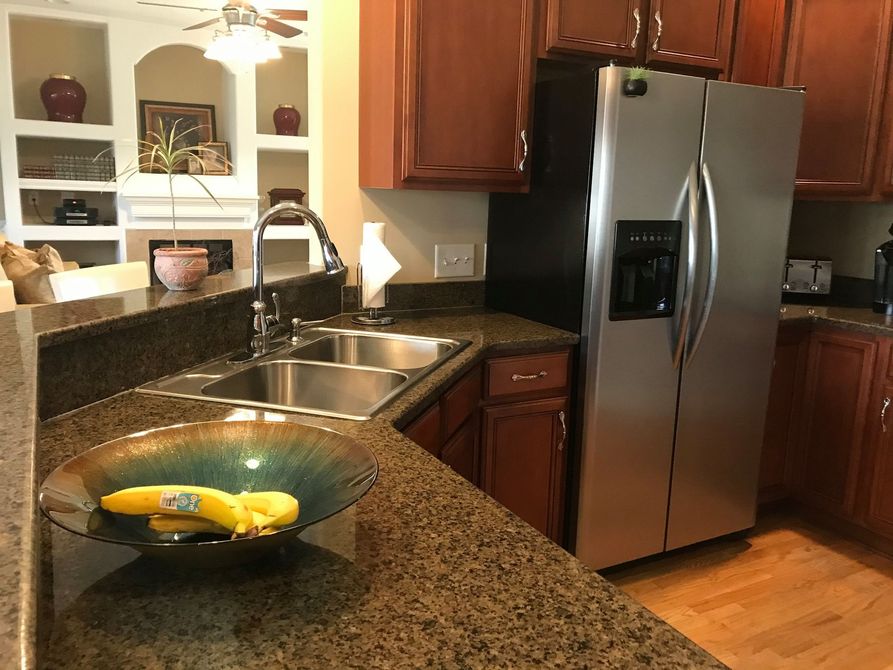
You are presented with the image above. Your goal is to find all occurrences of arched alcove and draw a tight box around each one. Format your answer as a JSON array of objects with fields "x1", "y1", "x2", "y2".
[{"x1": 133, "y1": 45, "x2": 234, "y2": 172}]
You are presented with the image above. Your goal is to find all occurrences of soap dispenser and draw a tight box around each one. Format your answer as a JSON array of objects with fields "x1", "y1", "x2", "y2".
[{"x1": 874, "y1": 223, "x2": 893, "y2": 314}]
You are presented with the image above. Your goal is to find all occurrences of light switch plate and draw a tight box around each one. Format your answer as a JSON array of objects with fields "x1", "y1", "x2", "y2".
[{"x1": 434, "y1": 244, "x2": 475, "y2": 278}]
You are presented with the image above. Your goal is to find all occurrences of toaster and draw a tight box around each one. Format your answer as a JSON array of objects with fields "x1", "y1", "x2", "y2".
[{"x1": 783, "y1": 257, "x2": 832, "y2": 294}]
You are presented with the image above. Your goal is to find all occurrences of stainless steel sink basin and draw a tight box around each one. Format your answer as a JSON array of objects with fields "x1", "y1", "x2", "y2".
[
  {"x1": 203, "y1": 361, "x2": 407, "y2": 416},
  {"x1": 139, "y1": 327, "x2": 470, "y2": 420},
  {"x1": 290, "y1": 332, "x2": 453, "y2": 371}
]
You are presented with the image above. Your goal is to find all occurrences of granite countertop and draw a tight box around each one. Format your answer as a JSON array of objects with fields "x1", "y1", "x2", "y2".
[
  {"x1": 780, "y1": 303, "x2": 893, "y2": 336},
  {"x1": 0, "y1": 263, "x2": 339, "y2": 669},
  {"x1": 35, "y1": 310, "x2": 724, "y2": 669}
]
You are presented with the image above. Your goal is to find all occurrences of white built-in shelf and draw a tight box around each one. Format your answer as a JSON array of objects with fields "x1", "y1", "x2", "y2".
[
  {"x1": 20, "y1": 225, "x2": 121, "y2": 241},
  {"x1": 255, "y1": 134, "x2": 310, "y2": 153},
  {"x1": 263, "y1": 224, "x2": 314, "y2": 240},
  {"x1": 19, "y1": 178, "x2": 116, "y2": 193},
  {"x1": 12, "y1": 118, "x2": 117, "y2": 142}
]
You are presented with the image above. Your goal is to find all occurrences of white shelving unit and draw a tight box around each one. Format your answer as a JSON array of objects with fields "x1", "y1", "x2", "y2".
[{"x1": 0, "y1": 1, "x2": 321, "y2": 266}]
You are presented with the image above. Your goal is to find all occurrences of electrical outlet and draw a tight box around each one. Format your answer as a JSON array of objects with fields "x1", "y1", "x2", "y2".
[
  {"x1": 434, "y1": 244, "x2": 475, "y2": 278},
  {"x1": 28, "y1": 191, "x2": 39, "y2": 206}
]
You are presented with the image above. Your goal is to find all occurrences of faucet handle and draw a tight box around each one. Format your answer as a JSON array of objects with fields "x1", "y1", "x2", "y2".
[{"x1": 270, "y1": 292, "x2": 282, "y2": 325}]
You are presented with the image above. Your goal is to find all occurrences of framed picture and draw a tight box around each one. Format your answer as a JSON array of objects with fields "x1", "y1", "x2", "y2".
[
  {"x1": 191, "y1": 141, "x2": 230, "y2": 175},
  {"x1": 139, "y1": 100, "x2": 216, "y2": 156}
]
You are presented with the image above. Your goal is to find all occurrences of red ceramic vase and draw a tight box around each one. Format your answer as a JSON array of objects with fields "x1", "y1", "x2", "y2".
[
  {"x1": 40, "y1": 74, "x2": 87, "y2": 123},
  {"x1": 273, "y1": 104, "x2": 300, "y2": 136}
]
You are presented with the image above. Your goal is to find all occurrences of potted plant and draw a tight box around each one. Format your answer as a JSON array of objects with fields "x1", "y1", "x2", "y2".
[
  {"x1": 623, "y1": 66, "x2": 649, "y2": 97},
  {"x1": 101, "y1": 120, "x2": 230, "y2": 291}
]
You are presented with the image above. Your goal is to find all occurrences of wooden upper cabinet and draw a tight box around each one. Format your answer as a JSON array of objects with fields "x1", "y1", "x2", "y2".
[
  {"x1": 783, "y1": 0, "x2": 893, "y2": 196},
  {"x1": 794, "y1": 328, "x2": 877, "y2": 518},
  {"x1": 644, "y1": 0, "x2": 735, "y2": 72},
  {"x1": 730, "y1": 0, "x2": 788, "y2": 86},
  {"x1": 360, "y1": 0, "x2": 535, "y2": 192},
  {"x1": 542, "y1": 0, "x2": 642, "y2": 60}
]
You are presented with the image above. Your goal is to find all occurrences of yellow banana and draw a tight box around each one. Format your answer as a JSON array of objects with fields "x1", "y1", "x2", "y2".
[
  {"x1": 101, "y1": 485, "x2": 255, "y2": 535},
  {"x1": 237, "y1": 491, "x2": 299, "y2": 527},
  {"x1": 147, "y1": 515, "x2": 230, "y2": 535}
]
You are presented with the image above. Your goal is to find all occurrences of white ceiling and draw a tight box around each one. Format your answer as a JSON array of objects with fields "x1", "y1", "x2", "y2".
[{"x1": 1, "y1": 0, "x2": 309, "y2": 27}]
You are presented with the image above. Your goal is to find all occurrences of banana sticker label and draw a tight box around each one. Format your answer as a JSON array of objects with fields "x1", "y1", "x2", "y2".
[{"x1": 158, "y1": 491, "x2": 201, "y2": 513}]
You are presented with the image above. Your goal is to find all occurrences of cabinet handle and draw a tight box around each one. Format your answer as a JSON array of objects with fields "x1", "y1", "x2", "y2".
[
  {"x1": 631, "y1": 8, "x2": 641, "y2": 48},
  {"x1": 558, "y1": 410, "x2": 567, "y2": 451},
  {"x1": 652, "y1": 10, "x2": 662, "y2": 51},
  {"x1": 883, "y1": 397, "x2": 891, "y2": 433},
  {"x1": 519, "y1": 129, "x2": 529, "y2": 172},
  {"x1": 511, "y1": 370, "x2": 547, "y2": 382}
]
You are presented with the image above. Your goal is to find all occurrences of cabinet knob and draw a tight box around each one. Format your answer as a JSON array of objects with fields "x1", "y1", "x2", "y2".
[{"x1": 652, "y1": 10, "x2": 663, "y2": 52}]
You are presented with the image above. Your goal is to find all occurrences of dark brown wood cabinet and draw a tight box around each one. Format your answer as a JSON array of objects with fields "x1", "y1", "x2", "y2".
[
  {"x1": 541, "y1": 0, "x2": 641, "y2": 61},
  {"x1": 359, "y1": 0, "x2": 535, "y2": 192},
  {"x1": 729, "y1": 0, "x2": 787, "y2": 86},
  {"x1": 644, "y1": 0, "x2": 736, "y2": 72},
  {"x1": 792, "y1": 328, "x2": 877, "y2": 518},
  {"x1": 540, "y1": 0, "x2": 734, "y2": 73},
  {"x1": 481, "y1": 397, "x2": 568, "y2": 542},
  {"x1": 782, "y1": 0, "x2": 893, "y2": 197},
  {"x1": 402, "y1": 348, "x2": 572, "y2": 543},
  {"x1": 862, "y1": 377, "x2": 893, "y2": 539},
  {"x1": 758, "y1": 324, "x2": 809, "y2": 502}
]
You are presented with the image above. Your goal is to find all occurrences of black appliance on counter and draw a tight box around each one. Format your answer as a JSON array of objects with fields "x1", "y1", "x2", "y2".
[
  {"x1": 54, "y1": 198, "x2": 99, "y2": 225},
  {"x1": 874, "y1": 224, "x2": 893, "y2": 314}
]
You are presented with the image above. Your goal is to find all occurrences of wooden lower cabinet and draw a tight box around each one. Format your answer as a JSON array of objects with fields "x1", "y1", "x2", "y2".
[
  {"x1": 481, "y1": 397, "x2": 568, "y2": 542},
  {"x1": 863, "y1": 378, "x2": 893, "y2": 538},
  {"x1": 792, "y1": 328, "x2": 877, "y2": 517},
  {"x1": 402, "y1": 348, "x2": 572, "y2": 544}
]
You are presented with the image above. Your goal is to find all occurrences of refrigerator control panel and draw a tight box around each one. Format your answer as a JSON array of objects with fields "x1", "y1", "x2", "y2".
[{"x1": 610, "y1": 220, "x2": 682, "y2": 321}]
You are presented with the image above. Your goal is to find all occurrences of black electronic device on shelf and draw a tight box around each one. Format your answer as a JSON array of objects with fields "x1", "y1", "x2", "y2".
[{"x1": 54, "y1": 198, "x2": 99, "y2": 225}]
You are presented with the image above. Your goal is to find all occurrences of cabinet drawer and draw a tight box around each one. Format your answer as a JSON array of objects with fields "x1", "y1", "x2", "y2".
[
  {"x1": 485, "y1": 351, "x2": 569, "y2": 399},
  {"x1": 442, "y1": 366, "x2": 483, "y2": 438}
]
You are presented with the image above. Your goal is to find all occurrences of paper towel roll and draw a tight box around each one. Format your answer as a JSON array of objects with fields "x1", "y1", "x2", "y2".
[{"x1": 360, "y1": 222, "x2": 401, "y2": 309}]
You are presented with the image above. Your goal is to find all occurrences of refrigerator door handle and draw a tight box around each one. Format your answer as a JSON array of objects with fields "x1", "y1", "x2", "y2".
[
  {"x1": 673, "y1": 160, "x2": 700, "y2": 369},
  {"x1": 685, "y1": 162, "x2": 720, "y2": 368}
]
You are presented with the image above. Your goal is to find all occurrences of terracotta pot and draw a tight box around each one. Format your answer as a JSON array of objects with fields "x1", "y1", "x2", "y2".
[
  {"x1": 40, "y1": 74, "x2": 87, "y2": 123},
  {"x1": 153, "y1": 247, "x2": 208, "y2": 291},
  {"x1": 273, "y1": 104, "x2": 300, "y2": 136}
]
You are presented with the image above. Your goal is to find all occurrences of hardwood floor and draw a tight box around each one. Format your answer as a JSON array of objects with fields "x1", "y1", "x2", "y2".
[{"x1": 607, "y1": 511, "x2": 893, "y2": 669}]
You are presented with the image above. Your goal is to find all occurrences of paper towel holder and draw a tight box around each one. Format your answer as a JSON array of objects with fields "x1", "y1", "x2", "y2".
[{"x1": 351, "y1": 263, "x2": 396, "y2": 326}]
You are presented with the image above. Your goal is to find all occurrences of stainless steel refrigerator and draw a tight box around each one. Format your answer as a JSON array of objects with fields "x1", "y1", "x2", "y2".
[{"x1": 486, "y1": 66, "x2": 804, "y2": 569}]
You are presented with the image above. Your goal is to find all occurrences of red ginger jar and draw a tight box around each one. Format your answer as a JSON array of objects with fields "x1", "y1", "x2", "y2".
[
  {"x1": 40, "y1": 74, "x2": 86, "y2": 123},
  {"x1": 273, "y1": 104, "x2": 300, "y2": 136}
]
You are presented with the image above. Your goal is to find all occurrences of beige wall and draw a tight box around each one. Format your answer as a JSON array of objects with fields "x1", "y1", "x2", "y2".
[
  {"x1": 788, "y1": 201, "x2": 893, "y2": 279},
  {"x1": 11, "y1": 16, "x2": 112, "y2": 125},
  {"x1": 256, "y1": 49, "x2": 309, "y2": 136},
  {"x1": 320, "y1": 1, "x2": 489, "y2": 283},
  {"x1": 134, "y1": 45, "x2": 229, "y2": 142}
]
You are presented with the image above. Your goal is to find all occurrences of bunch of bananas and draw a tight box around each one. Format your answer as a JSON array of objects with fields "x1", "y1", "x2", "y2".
[{"x1": 100, "y1": 486, "x2": 300, "y2": 539}]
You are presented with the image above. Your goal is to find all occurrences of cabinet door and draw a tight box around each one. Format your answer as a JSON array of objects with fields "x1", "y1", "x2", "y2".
[
  {"x1": 481, "y1": 397, "x2": 568, "y2": 542},
  {"x1": 863, "y1": 379, "x2": 893, "y2": 539},
  {"x1": 402, "y1": 0, "x2": 535, "y2": 189},
  {"x1": 403, "y1": 402, "x2": 442, "y2": 457},
  {"x1": 783, "y1": 0, "x2": 893, "y2": 196},
  {"x1": 441, "y1": 417, "x2": 479, "y2": 485},
  {"x1": 730, "y1": 0, "x2": 787, "y2": 86},
  {"x1": 794, "y1": 329, "x2": 876, "y2": 518},
  {"x1": 644, "y1": 0, "x2": 735, "y2": 72},
  {"x1": 543, "y1": 0, "x2": 643, "y2": 60},
  {"x1": 759, "y1": 325, "x2": 809, "y2": 501}
]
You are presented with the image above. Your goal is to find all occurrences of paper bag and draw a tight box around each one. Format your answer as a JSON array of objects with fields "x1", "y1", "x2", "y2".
[{"x1": 0, "y1": 241, "x2": 65, "y2": 304}]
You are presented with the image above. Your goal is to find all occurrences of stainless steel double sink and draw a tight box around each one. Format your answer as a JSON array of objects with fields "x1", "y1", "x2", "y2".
[{"x1": 139, "y1": 328, "x2": 470, "y2": 420}]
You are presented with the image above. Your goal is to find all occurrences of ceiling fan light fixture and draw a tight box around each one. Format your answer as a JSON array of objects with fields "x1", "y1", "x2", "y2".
[{"x1": 204, "y1": 26, "x2": 280, "y2": 64}]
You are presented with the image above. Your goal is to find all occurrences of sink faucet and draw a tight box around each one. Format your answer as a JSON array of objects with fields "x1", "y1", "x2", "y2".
[{"x1": 245, "y1": 202, "x2": 344, "y2": 358}]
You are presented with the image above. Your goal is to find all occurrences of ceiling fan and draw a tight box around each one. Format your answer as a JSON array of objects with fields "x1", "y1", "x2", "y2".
[{"x1": 136, "y1": 1, "x2": 308, "y2": 39}]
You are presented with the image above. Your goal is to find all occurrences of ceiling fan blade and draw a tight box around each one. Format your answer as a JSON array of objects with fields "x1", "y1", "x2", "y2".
[
  {"x1": 183, "y1": 16, "x2": 223, "y2": 30},
  {"x1": 136, "y1": 1, "x2": 217, "y2": 11},
  {"x1": 267, "y1": 9, "x2": 308, "y2": 21},
  {"x1": 257, "y1": 17, "x2": 303, "y2": 38}
]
